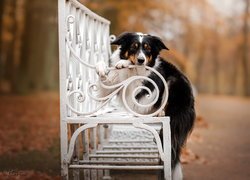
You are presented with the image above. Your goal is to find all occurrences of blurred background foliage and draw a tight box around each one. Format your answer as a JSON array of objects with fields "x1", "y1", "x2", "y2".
[{"x1": 0, "y1": 0, "x2": 249, "y2": 96}]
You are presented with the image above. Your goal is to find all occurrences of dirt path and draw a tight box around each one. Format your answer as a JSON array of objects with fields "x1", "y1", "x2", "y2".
[{"x1": 184, "y1": 95, "x2": 250, "y2": 180}]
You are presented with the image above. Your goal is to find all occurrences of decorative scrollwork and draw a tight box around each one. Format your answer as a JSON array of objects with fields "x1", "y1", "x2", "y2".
[
  {"x1": 120, "y1": 67, "x2": 168, "y2": 117},
  {"x1": 66, "y1": 68, "x2": 168, "y2": 117}
]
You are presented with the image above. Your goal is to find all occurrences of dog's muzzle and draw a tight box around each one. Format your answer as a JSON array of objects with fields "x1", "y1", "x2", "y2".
[{"x1": 137, "y1": 51, "x2": 147, "y2": 65}]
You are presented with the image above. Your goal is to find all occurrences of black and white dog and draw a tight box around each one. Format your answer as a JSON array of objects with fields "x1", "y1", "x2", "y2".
[{"x1": 96, "y1": 32, "x2": 195, "y2": 179}]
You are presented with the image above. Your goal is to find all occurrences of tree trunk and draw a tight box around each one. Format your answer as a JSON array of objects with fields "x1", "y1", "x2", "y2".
[
  {"x1": 0, "y1": 0, "x2": 5, "y2": 85},
  {"x1": 16, "y1": 0, "x2": 58, "y2": 93},
  {"x1": 242, "y1": 0, "x2": 250, "y2": 96},
  {"x1": 0, "y1": 0, "x2": 4, "y2": 55},
  {"x1": 11, "y1": 0, "x2": 26, "y2": 92},
  {"x1": 212, "y1": 29, "x2": 220, "y2": 94},
  {"x1": 0, "y1": 0, "x2": 16, "y2": 93},
  {"x1": 4, "y1": 0, "x2": 16, "y2": 90},
  {"x1": 195, "y1": 42, "x2": 205, "y2": 93}
]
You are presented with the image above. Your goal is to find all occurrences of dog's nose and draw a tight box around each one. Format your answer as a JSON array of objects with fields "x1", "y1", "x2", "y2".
[{"x1": 137, "y1": 58, "x2": 145, "y2": 64}]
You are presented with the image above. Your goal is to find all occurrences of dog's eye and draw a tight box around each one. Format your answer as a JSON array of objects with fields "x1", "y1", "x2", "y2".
[
  {"x1": 144, "y1": 43, "x2": 151, "y2": 51},
  {"x1": 130, "y1": 43, "x2": 138, "y2": 50}
]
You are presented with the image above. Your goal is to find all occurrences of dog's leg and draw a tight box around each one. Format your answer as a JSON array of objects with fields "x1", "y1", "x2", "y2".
[
  {"x1": 158, "y1": 110, "x2": 166, "y2": 117},
  {"x1": 172, "y1": 162, "x2": 183, "y2": 180},
  {"x1": 95, "y1": 61, "x2": 119, "y2": 98},
  {"x1": 115, "y1": 60, "x2": 132, "y2": 69},
  {"x1": 95, "y1": 60, "x2": 109, "y2": 78}
]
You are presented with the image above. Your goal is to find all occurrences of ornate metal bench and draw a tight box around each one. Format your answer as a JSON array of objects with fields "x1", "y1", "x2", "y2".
[{"x1": 58, "y1": 0, "x2": 171, "y2": 179}]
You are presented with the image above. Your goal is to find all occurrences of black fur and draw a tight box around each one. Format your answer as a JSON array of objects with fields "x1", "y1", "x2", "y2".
[{"x1": 112, "y1": 32, "x2": 195, "y2": 170}]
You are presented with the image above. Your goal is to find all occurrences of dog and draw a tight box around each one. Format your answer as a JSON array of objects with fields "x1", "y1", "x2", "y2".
[{"x1": 96, "y1": 32, "x2": 195, "y2": 179}]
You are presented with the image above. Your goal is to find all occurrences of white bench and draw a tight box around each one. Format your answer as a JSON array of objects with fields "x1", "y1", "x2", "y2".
[{"x1": 58, "y1": 0, "x2": 171, "y2": 179}]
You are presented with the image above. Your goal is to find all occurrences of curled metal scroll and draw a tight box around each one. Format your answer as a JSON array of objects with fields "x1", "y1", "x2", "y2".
[
  {"x1": 65, "y1": 123, "x2": 98, "y2": 163},
  {"x1": 65, "y1": 14, "x2": 169, "y2": 117}
]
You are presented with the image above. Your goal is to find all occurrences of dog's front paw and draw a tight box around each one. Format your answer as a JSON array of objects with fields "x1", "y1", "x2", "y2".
[
  {"x1": 95, "y1": 61, "x2": 109, "y2": 78},
  {"x1": 157, "y1": 110, "x2": 165, "y2": 117},
  {"x1": 115, "y1": 60, "x2": 131, "y2": 69}
]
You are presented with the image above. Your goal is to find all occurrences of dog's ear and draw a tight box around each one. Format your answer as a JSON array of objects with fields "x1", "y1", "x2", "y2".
[
  {"x1": 151, "y1": 35, "x2": 169, "y2": 51},
  {"x1": 111, "y1": 32, "x2": 134, "y2": 45}
]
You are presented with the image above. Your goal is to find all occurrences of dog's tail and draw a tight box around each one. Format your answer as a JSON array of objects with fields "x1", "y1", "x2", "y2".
[{"x1": 170, "y1": 107, "x2": 195, "y2": 168}]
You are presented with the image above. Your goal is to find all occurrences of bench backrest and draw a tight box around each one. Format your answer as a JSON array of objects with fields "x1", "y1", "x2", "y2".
[{"x1": 59, "y1": 0, "x2": 112, "y2": 118}]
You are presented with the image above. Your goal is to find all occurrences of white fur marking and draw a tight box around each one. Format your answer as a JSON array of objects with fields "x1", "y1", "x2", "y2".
[
  {"x1": 138, "y1": 50, "x2": 147, "y2": 64},
  {"x1": 172, "y1": 162, "x2": 183, "y2": 180},
  {"x1": 139, "y1": 35, "x2": 143, "y2": 43},
  {"x1": 136, "y1": 32, "x2": 144, "y2": 36},
  {"x1": 138, "y1": 50, "x2": 146, "y2": 59},
  {"x1": 158, "y1": 110, "x2": 165, "y2": 117},
  {"x1": 115, "y1": 60, "x2": 131, "y2": 69},
  {"x1": 110, "y1": 48, "x2": 121, "y2": 66},
  {"x1": 95, "y1": 60, "x2": 108, "y2": 78},
  {"x1": 136, "y1": 32, "x2": 144, "y2": 43}
]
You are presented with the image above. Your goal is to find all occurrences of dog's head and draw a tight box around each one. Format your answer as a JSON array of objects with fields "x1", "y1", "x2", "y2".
[{"x1": 111, "y1": 32, "x2": 169, "y2": 66}]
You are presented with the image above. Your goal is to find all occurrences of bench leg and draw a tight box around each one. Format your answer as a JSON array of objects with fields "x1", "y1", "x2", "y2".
[
  {"x1": 61, "y1": 121, "x2": 69, "y2": 180},
  {"x1": 163, "y1": 121, "x2": 171, "y2": 180},
  {"x1": 61, "y1": 161, "x2": 69, "y2": 180}
]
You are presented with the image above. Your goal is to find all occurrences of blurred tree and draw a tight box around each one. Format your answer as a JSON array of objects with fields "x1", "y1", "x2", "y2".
[
  {"x1": 0, "y1": 0, "x2": 16, "y2": 93},
  {"x1": 82, "y1": 0, "x2": 169, "y2": 35},
  {"x1": 4, "y1": 0, "x2": 16, "y2": 92},
  {"x1": 241, "y1": 0, "x2": 250, "y2": 96},
  {"x1": 0, "y1": 0, "x2": 4, "y2": 86},
  {"x1": 211, "y1": 27, "x2": 220, "y2": 94},
  {"x1": 16, "y1": 0, "x2": 58, "y2": 93},
  {"x1": 12, "y1": 0, "x2": 25, "y2": 91}
]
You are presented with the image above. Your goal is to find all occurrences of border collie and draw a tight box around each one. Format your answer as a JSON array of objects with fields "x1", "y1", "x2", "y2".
[{"x1": 96, "y1": 32, "x2": 195, "y2": 179}]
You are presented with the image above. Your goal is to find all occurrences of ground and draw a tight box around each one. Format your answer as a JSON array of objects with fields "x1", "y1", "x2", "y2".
[
  {"x1": 0, "y1": 93, "x2": 249, "y2": 179},
  {"x1": 184, "y1": 95, "x2": 250, "y2": 180}
]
